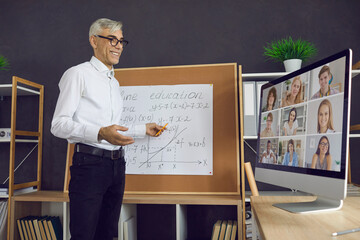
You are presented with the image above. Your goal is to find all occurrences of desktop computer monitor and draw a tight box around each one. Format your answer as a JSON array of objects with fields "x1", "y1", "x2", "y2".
[{"x1": 255, "y1": 49, "x2": 353, "y2": 213}]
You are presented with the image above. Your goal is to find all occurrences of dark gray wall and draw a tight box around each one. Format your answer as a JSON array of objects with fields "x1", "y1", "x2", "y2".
[{"x1": 1, "y1": 0, "x2": 360, "y2": 190}]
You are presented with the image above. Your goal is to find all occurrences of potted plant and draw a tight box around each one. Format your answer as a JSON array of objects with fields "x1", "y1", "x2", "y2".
[
  {"x1": 263, "y1": 37, "x2": 317, "y2": 72},
  {"x1": 0, "y1": 55, "x2": 10, "y2": 71}
]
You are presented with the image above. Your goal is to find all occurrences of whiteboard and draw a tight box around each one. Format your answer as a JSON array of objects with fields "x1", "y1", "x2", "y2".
[{"x1": 120, "y1": 84, "x2": 213, "y2": 175}]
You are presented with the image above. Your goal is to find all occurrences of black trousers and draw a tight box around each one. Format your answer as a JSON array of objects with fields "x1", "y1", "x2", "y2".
[{"x1": 69, "y1": 152, "x2": 126, "y2": 240}]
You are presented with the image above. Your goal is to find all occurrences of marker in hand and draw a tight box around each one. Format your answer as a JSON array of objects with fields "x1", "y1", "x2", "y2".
[{"x1": 155, "y1": 123, "x2": 168, "y2": 136}]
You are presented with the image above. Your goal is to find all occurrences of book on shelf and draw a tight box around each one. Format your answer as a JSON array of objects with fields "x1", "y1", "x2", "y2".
[
  {"x1": 17, "y1": 216, "x2": 47, "y2": 240},
  {"x1": 230, "y1": 221, "x2": 237, "y2": 240},
  {"x1": 211, "y1": 220, "x2": 222, "y2": 240},
  {"x1": 219, "y1": 220, "x2": 228, "y2": 240},
  {"x1": 23, "y1": 217, "x2": 32, "y2": 240},
  {"x1": 17, "y1": 219, "x2": 25, "y2": 240},
  {"x1": 42, "y1": 216, "x2": 52, "y2": 240},
  {"x1": 38, "y1": 216, "x2": 51, "y2": 239},
  {"x1": 27, "y1": 217, "x2": 37, "y2": 240},
  {"x1": 17, "y1": 215, "x2": 62, "y2": 240},
  {"x1": 211, "y1": 219, "x2": 238, "y2": 240},
  {"x1": 19, "y1": 217, "x2": 29, "y2": 240},
  {"x1": 32, "y1": 217, "x2": 42, "y2": 240},
  {"x1": 47, "y1": 216, "x2": 63, "y2": 240},
  {"x1": 0, "y1": 184, "x2": 8, "y2": 192},
  {"x1": 224, "y1": 220, "x2": 233, "y2": 240},
  {"x1": 38, "y1": 216, "x2": 48, "y2": 240}
]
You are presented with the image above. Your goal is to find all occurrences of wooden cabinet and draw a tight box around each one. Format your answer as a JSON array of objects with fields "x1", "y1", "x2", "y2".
[{"x1": 10, "y1": 192, "x2": 243, "y2": 240}]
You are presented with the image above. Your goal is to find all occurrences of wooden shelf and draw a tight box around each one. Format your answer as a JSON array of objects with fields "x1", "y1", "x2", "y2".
[
  {"x1": 12, "y1": 190, "x2": 69, "y2": 202},
  {"x1": 11, "y1": 191, "x2": 242, "y2": 240},
  {"x1": 2, "y1": 77, "x2": 44, "y2": 240},
  {"x1": 12, "y1": 191, "x2": 242, "y2": 205},
  {"x1": 123, "y1": 193, "x2": 242, "y2": 205}
]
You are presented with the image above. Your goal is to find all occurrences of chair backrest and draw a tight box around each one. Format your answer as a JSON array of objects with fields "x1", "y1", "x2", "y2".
[{"x1": 244, "y1": 162, "x2": 259, "y2": 196}]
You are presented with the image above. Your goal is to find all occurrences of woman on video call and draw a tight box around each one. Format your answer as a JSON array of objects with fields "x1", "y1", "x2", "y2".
[
  {"x1": 283, "y1": 107, "x2": 298, "y2": 136},
  {"x1": 282, "y1": 139, "x2": 298, "y2": 167},
  {"x1": 281, "y1": 76, "x2": 303, "y2": 107},
  {"x1": 317, "y1": 99, "x2": 335, "y2": 133},
  {"x1": 311, "y1": 136, "x2": 332, "y2": 170},
  {"x1": 262, "y1": 87, "x2": 277, "y2": 112}
]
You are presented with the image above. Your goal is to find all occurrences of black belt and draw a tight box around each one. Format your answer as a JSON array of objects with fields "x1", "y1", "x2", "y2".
[{"x1": 75, "y1": 143, "x2": 124, "y2": 160}]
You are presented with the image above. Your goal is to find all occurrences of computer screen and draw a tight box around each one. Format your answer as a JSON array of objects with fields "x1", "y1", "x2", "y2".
[{"x1": 255, "y1": 49, "x2": 352, "y2": 213}]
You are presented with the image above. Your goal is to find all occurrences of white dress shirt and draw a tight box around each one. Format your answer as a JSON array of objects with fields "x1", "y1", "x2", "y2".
[{"x1": 51, "y1": 56, "x2": 146, "y2": 150}]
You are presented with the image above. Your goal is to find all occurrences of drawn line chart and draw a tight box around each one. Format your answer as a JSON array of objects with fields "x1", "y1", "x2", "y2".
[{"x1": 139, "y1": 126, "x2": 188, "y2": 168}]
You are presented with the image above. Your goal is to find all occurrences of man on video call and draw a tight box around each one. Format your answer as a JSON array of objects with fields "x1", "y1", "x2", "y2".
[
  {"x1": 311, "y1": 65, "x2": 339, "y2": 99},
  {"x1": 51, "y1": 18, "x2": 164, "y2": 239}
]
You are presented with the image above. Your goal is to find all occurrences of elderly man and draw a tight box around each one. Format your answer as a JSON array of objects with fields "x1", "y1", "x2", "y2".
[{"x1": 51, "y1": 18, "x2": 164, "y2": 239}]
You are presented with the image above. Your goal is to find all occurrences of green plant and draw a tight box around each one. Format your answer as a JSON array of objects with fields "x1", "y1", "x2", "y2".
[
  {"x1": 0, "y1": 55, "x2": 10, "y2": 71},
  {"x1": 263, "y1": 37, "x2": 317, "y2": 62}
]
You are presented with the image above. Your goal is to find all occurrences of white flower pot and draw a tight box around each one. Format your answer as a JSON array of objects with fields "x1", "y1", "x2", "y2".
[{"x1": 283, "y1": 59, "x2": 302, "y2": 72}]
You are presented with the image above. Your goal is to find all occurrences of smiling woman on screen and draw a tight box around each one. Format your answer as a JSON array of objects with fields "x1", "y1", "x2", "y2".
[
  {"x1": 311, "y1": 136, "x2": 332, "y2": 170},
  {"x1": 281, "y1": 76, "x2": 303, "y2": 107},
  {"x1": 317, "y1": 99, "x2": 335, "y2": 134}
]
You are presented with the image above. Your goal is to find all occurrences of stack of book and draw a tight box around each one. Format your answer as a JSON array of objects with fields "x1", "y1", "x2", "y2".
[
  {"x1": 0, "y1": 186, "x2": 8, "y2": 196},
  {"x1": 17, "y1": 215, "x2": 63, "y2": 240},
  {"x1": 0, "y1": 199, "x2": 8, "y2": 239},
  {"x1": 211, "y1": 220, "x2": 237, "y2": 240},
  {"x1": 0, "y1": 184, "x2": 36, "y2": 197}
]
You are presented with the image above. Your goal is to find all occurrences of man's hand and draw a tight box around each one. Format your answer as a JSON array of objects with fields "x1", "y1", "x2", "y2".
[
  {"x1": 98, "y1": 124, "x2": 135, "y2": 146},
  {"x1": 146, "y1": 123, "x2": 165, "y2": 137}
]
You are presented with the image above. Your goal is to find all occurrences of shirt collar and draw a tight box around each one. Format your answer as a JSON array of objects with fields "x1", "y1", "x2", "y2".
[{"x1": 90, "y1": 56, "x2": 114, "y2": 78}]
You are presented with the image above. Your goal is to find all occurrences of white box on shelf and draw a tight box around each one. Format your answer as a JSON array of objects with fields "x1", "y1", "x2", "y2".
[{"x1": 0, "y1": 128, "x2": 11, "y2": 140}]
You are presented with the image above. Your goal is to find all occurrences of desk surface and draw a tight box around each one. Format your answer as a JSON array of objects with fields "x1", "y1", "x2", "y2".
[{"x1": 251, "y1": 196, "x2": 360, "y2": 240}]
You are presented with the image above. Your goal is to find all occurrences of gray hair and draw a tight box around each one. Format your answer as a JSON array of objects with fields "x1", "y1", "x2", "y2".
[{"x1": 89, "y1": 18, "x2": 123, "y2": 38}]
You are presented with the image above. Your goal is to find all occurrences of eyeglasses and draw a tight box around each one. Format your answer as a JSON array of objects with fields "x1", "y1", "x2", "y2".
[
  {"x1": 320, "y1": 142, "x2": 329, "y2": 147},
  {"x1": 95, "y1": 35, "x2": 129, "y2": 47}
]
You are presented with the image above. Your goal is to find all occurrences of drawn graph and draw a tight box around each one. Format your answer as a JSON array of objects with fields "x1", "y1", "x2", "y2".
[{"x1": 120, "y1": 84, "x2": 213, "y2": 175}]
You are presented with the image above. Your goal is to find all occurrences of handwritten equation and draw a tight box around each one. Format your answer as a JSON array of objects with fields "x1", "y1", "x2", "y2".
[{"x1": 120, "y1": 84, "x2": 213, "y2": 175}]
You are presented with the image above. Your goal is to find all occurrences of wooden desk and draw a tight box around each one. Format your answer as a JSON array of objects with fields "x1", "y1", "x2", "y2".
[{"x1": 251, "y1": 196, "x2": 360, "y2": 240}]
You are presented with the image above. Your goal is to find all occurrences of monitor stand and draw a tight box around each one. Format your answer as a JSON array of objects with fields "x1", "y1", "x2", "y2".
[{"x1": 273, "y1": 196, "x2": 343, "y2": 213}]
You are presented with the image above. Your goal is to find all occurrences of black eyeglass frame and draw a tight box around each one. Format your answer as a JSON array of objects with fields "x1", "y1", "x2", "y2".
[{"x1": 95, "y1": 35, "x2": 129, "y2": 47}]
